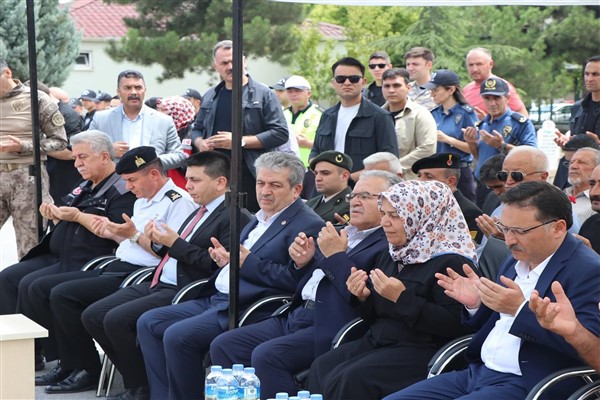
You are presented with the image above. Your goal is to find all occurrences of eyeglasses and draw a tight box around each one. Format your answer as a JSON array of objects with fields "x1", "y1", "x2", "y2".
[
  {"x1": 495, "y1": 219, "x2": 557, "y2": 236},
  {"x1": 345, "y1": 191, "x2": 379, "y2": 202},
  {"x1": 495, "y1": 170, "x2": 545, "y2": 182},
  {"x1": 368, "y1": 63, "x2": 387, "y2": 69},
  {"x1": 334, "y1": 75, "x2": 362, "y2": 84}
]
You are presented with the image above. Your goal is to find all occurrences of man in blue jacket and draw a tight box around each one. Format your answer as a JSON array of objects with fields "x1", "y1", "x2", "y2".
[
  {"x1": 190, "y1": 40, "x2": 289, "y2": 212},
  {"x1": 310, "y1": 57, "x2": 398, "y2": 182}
]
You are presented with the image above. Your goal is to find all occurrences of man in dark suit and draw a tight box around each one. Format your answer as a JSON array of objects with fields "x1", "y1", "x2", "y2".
[
  {"x1": 412, "y1": 152, "x2": 484, "y2": 244},
  {"x1": 136, "y1": 152, "x2": 325, "y2": 400},
  {"x1": 34, "y1": 151, "x2": 234, "y2": 395},
  {"x1": 385, "y1": 181, "x2": 600, "y2": 400},
  {"x1": 305, "y1": 150, "x2": 352, "y2": 224},
  {"x1": 210, "y1": 170, "x2": 401, "y2": 398}
]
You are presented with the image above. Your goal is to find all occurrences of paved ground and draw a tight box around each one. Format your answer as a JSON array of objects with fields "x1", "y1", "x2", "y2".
[{"x1": 0, "y1": 217, "x2": 18, "y2": 270}]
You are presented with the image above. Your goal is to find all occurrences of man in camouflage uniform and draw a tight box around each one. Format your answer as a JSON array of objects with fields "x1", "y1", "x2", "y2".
[{"x1": 0, "y1": 58, "x2": 68, "y2": 259}]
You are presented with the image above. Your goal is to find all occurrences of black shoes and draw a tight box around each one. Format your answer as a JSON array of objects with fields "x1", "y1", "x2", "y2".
[
  {"x1": 44, "y1": 369, "x2": 98, "y2": 394},
  {"x1": 106, "y1": 386, "x2": 150, "y2": 400},
  {"x1": 35, "y1": 364, "x2": 73, "y2": 386}
]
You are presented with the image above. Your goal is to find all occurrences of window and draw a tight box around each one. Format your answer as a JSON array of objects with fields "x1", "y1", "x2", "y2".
[{"x1": 74, "y1": 52, "x2": 92, "y2": 70}]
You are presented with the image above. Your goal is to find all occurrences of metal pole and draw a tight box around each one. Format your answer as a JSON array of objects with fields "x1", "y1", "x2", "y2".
[
  {"x1": 26, "y1": 0, "x2": 44, "y2": 241},
  {"x1": 228, "y1": 0, "x2": 244, "y2": 329}
]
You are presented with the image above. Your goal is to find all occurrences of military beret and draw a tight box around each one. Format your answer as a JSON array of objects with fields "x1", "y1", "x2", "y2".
[
  {"x1": 480, "y1": 77, "x2": 509, "y2": 96},
  {"x1": 116, "y1": 146, "x2": 158, "y2": 175},
  {"x1": 411, "y1": 152, "x2": 467, "y2": 173},
  {"x1": 309, "y1": 150, "x2": 353, "y2": 172}
]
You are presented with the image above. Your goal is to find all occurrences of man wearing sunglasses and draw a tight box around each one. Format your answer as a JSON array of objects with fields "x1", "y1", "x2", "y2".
[
  {"x1": 405, "y1": 47, "x2": 436, "y2": 110},
  {"x1": 363, "y1": 51, "x2": 393, "y2": 107},
  {"x1": 310, "y1": 57, "x2": 398, "y2": 183}
]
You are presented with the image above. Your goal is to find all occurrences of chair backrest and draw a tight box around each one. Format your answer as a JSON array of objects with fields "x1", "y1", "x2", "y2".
[
  {"x1": 427, "y1": 334, "x2": 473, "y2": 378},
  {"x1": 478, "y1": 236, "x2": 510, "y2": 280},
  {"x1": 331, "y1": 317, "x2": 369, "y2": 349},
  {"x1": 120, "y1": 267, "x2": 155, "y2": 288},
  {"x1": 171, "y1": 279, "x2": 210, "y2": 305},
  {"x1": 525, "y1": 367, "x2": 599, "y2": 400},
  {"x1": 567, "y1": 380, "x2": 600, "y2": 400},
  {"x1": 238, "y1": 295, "x2": 293, "y2": 327},
  {"x1": 80, "y1": 255, "x2": 117, "y2": 271}
]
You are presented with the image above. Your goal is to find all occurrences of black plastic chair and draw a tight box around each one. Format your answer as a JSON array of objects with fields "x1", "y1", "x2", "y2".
[
  {"x1": 427, "y1": 334, "x2": 473, "y2": 378},
  {"x1": 238, "y1": 294, "x2": 293, "y2": 327},
  {"x1": 525, "y1": 367, "x2": 599, "y2": 400}
]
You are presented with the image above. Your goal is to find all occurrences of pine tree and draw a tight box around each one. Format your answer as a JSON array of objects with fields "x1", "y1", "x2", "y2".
[{"x1": 0, "y1": 0, "x2": 80, "y2": 86}]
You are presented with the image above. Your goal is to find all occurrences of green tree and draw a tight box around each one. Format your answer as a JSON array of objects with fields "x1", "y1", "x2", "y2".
[
  {"x1": 105, "y1": 0, "x2": 305, "y2": 81},
  {"x1": 0, "y1": 0, "x2": 79, "y2": 86}
]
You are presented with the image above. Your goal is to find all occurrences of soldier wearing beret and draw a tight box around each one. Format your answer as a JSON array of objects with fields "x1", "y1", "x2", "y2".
[
  {"x1": 463, "y1": 77, "x2": 537, "y2": 184},
  {"x1": 412, "y1": 152, "x2": 484, "y2": 244},
  {"x1": 306, "y1": 150, "x2": 352, "y2": 225}
]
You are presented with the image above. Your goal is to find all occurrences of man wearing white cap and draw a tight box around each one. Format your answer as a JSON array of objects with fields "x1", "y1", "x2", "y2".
[{"x1": 283, "y1": 75, "x2": 323, "y2": 167}]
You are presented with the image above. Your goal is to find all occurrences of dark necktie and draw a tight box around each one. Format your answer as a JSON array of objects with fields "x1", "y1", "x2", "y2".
[{"x1": 150, "y1": 205, "x2": 208, "y2": 288}]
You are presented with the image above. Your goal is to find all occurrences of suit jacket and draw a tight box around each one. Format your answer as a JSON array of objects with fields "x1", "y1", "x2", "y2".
[
  {"x1": 196, "y1": 198, "x2": 325, "y2": 329},
  {"x1": 89, "y1": 105, "x2": 185, "y2": 170},
  {"x1": 155, "y1": 201, "x2": 252, "y2": 288},
  {"x1": 305, "y1": 186, "x2": 352, "y2": 224},
  {"x1": 288, "y1": 227, "x2": 388, "y2": 356},
  {"x1": 465, "y1": 234, "x2": 600, "y2": 393}
]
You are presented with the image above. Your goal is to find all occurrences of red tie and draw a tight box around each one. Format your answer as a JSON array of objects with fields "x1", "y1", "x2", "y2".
[{"x1": 150, "y1": 205, "x2": 208, "y2": 288}]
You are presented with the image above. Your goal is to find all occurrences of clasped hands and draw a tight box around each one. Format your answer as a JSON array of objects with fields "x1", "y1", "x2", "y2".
[
  {"x1": 436, "y1": 264, "x2": 525, "y2": 315},
  {"x1": 40, "y1": 202, "x2": 81, "y2": 223},
  {"x1": 346, "y1": 267, "x2": 406, "y2": 303},
  {"x1": 90, "y1": 213, "x2": 137, "y2": 242},
  {"x1": 289, "y1": 222, "x2": 348, "y2": 268},
  {"x1": 208, "y1": 237, "x2": 250, "y2": 268}
]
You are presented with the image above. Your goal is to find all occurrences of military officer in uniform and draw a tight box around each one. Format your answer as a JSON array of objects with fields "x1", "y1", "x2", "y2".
[
  {"x1": 306, "y1": 151, "x2": 352, "y2": 225},
  {"x1": 412, "y1": 152, "x2": 484, "y2": 244},
  {"x1": 0, "y1": 58, "x2": 68, "y2": 259},
  {"x1": 463, "y1": 77, "x2": 537, "y2": 182}
]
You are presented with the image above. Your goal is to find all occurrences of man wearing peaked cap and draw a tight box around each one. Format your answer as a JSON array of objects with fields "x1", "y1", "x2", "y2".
[
  {"x1": 80, "y1": 89, "x2": 98, "y2": 130},
  {"x1": 96, "y1": 92, "x2": 112, "y2": 111},
  {"x1": 413, "y1": 152, "x2": 484, "y2": 244},
  {"x1": 306, "y1": 150, "x2": 352, "y2": 224},
  {"x1": 270, "y1": 77, "x2": 290, "y2": 109},
  {"x1": 182, "y1": 88, "x2": 202, "y2": 114}
]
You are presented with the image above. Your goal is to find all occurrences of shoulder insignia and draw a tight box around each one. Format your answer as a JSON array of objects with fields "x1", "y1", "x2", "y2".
[
  {"x1": 454, "y1": 113, "x2": 463, "y2": 125},
  {"x1": 52, "y1": 112, "x2": 65, "y2": 127},
  {"x1": 502, "y1": 125, "x2": 512, "y2": 137},
  {"x1": 510, "y1": 112, "x2": 527, "y2": 123},
  {"x1": 470, "y1": 230, "x2": 478, "y2": 240},
  {"x1": 165, "y1": 190, "x2": 183, "y2": 202},
  {"x1": 342, "y1": 213, "x2": 350, "y2": 222},
  {"x1": 461, "y1": 104, "x2": 473, "y2": 112},
  {"x1": 11, "y1": 99, "x2": 27, "y2": 112}
]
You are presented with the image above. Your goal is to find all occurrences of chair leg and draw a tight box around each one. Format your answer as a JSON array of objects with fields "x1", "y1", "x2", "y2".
[
  {"x1": 106, "y1": 363, "x2": 116, "y2": 397},
  {"x1": 96, "y1": 353, "x2": 109, "y2": 397}
]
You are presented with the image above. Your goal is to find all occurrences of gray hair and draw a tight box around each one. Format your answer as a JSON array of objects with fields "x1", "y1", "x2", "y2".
[
  {"x1": 254, "y1": 152, "x2": 305, "y2": 187},
  {"x1": 467, "y1": 47, "x2": 492, "y2": 61},
  {"x1": 363, "y1": 152, "x2": 402, "y2": 174},
  {"x1": 213, "y1": 40, "x2": 233, "y2": 59},
  {"x1": 505, "y1": 146, "x2": 549, "y2": 172},
  {"x1": 574, "y1": 147, "x2": 600, "y2": 166},
  {"x1": 70, "y1": 130, "x2": 115, "y2": 160},
  {"x1": 360, "y1": 170, "x2": 403, "y2": 190}
]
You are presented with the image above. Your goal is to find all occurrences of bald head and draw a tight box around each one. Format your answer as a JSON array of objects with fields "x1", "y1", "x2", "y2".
[
  {"x1": 502, "y1": 146, "x2": 549, "y2": 190},
  {"x1": 49, "y1": 87, "x2": 69, "y2": 103}
]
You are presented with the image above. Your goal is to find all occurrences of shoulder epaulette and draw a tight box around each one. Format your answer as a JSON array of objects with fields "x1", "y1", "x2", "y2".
[
  {"x1": 510, "y1": 112, "x2": 527, "y2": 123},
  {"x1": 165, "y1": 190, "x2": 183, "y2": 202},
  {"x1": 460, "y1": 104, "x2": 474, "y2": 113}
]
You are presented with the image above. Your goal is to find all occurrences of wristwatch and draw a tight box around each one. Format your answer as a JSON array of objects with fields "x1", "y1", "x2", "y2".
[{"x1": 129, "y1": 231, "x2": 142, "y2": 245}]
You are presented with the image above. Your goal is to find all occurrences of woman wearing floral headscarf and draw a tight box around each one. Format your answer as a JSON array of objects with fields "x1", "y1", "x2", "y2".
[{"x1": 307, "y1": 180, "x2": 478, "y2": 400}]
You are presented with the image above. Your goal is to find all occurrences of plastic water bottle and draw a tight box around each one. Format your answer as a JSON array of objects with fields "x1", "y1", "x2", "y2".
[
  {"x1": 216, "y1": 368, "x2": 238, "y2": 400},
  {"x1": 289, "y1": 397, "x2": 300, "y2": 400},
  {"x1": 232, "y1": 363, "x2": 245, "y2": 382},
  {"x1": 205, "y1": 365, "x2": 222, "y2": 400},
  {"x1": 275, "y1": 393, "x2": 289, "y2": 399},
  {"x1": 238, "y1": 367, "x2": 261, "y2": 399},
  {"x1": 297, "y1": 391, "x2": 310, "y2": 399},
  {"x1": 309, "y1": 395, "x2": 323, "y2": 400}
]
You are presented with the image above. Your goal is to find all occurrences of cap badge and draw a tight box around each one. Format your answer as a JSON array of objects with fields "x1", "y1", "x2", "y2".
[
  {"x1": 134, "y1": 156, "x2": 146, "y2": 168},
  {"x1": 447, "y1": 154, "x2": 453, "y2": 166},
  {"x1": 485, "y1": 79, "x2": 496, "y2": 89},
  {"x1": 335, "y1": 154, "x2": 343, "y2": 163}
]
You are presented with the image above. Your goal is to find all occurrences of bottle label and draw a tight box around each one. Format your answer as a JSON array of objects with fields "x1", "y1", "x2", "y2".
[
  {"x1": 205, "y1": 383, "x2": 217, "y2": 400},
  {"x1": 238, "y1": 386, "x2": 258, "y2": 399},
  {"x1": 216, "y1": 385, "x2": 238, "y2": 400}
]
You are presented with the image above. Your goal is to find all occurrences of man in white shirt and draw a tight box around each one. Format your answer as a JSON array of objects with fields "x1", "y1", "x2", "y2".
[{"x1": 385, "y1": 181, "x2": 600, "y2": 400}]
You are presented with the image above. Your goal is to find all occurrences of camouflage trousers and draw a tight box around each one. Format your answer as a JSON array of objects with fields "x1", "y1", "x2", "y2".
[{"x1": 0, "y1": 164, "x2": 51, "y2": 260}]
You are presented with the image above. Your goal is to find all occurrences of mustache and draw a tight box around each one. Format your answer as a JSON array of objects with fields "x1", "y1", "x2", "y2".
[
  {"x1": 128, "y1": 95, "x2": 140, "y2": 100},
  {"x1": 508, "y1": 244, "x2": 525, "y2": 252},
  {"x1": 350, "y1": 206, "x2": 363, "y2": 213}
]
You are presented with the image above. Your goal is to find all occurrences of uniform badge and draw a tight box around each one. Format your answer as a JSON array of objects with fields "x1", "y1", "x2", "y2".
[
  {"x1": 11, "y1": 99, "x2": 27, "y2": 112},
  {"x1": 502, "y1": 125, "x2": 512, "y2": 137},
  {"x1": 169, "y1": 192, "x2": 182, "y2": 201},
  {"x1": 304, "y1": 119, "x2": 311, "y2": 128},
  {"x1": 52, "y1": 112, "x2": 65, "y2": 126},
  {"x1": 342, "y1": 214, "x2": 350, "y2": 221},
  {"x1": 73, "y1": 187, "x2": 82, "y2": 196},
  {"x1": 134, "y1": 156, "x2": 146, "y2": 168},
  {"x1": 484, "y1": 79, "x2": 496, "y2": 90},
  {"x1": 335, "y1": 154, "x2": 343, "y2": 163},
  {"x1": 454, "y1": 114, "x2": 462, "y2": 125},
  {"x1": 519, "y1": 116, "x2": 526, "y2": 123},
  {"x1": 447, "y1": 154, "x2": 453, "y2": 166},
  {"x1": 470, "y1": 230, "x2": 477, "y2": 240}
]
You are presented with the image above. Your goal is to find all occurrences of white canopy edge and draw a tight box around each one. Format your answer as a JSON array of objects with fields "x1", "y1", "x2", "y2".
[{"x1": 273, "y1": 0, "x2": 599, "y2": 6}]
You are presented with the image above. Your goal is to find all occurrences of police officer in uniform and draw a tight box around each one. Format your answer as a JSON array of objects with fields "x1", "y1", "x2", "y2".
[
  {"x1": 412, "y1": 152, "x2": 484, "y2": 244},
  {"x1": 305, "y1": 150, "x2": 352, "y2": 225},
  {"x1": 0, "y1": 58, "x2": 68, "y2": 259}
]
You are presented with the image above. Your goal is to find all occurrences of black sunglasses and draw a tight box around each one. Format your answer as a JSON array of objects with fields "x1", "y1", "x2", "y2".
[
  {"x1": 495, "y1": 170, "x2": 544, "y2": 182},
  {"x1": 334, "y1": 75, "x2": 362, "y2": 84},
  {"x1": 368, "y1": 63, "x2": 387, "y2": 69}
]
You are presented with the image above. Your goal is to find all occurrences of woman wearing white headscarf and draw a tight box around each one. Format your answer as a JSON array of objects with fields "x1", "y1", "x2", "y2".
[{"x1": 307, "y1": 180, "x2": 478, "y2": 400}]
